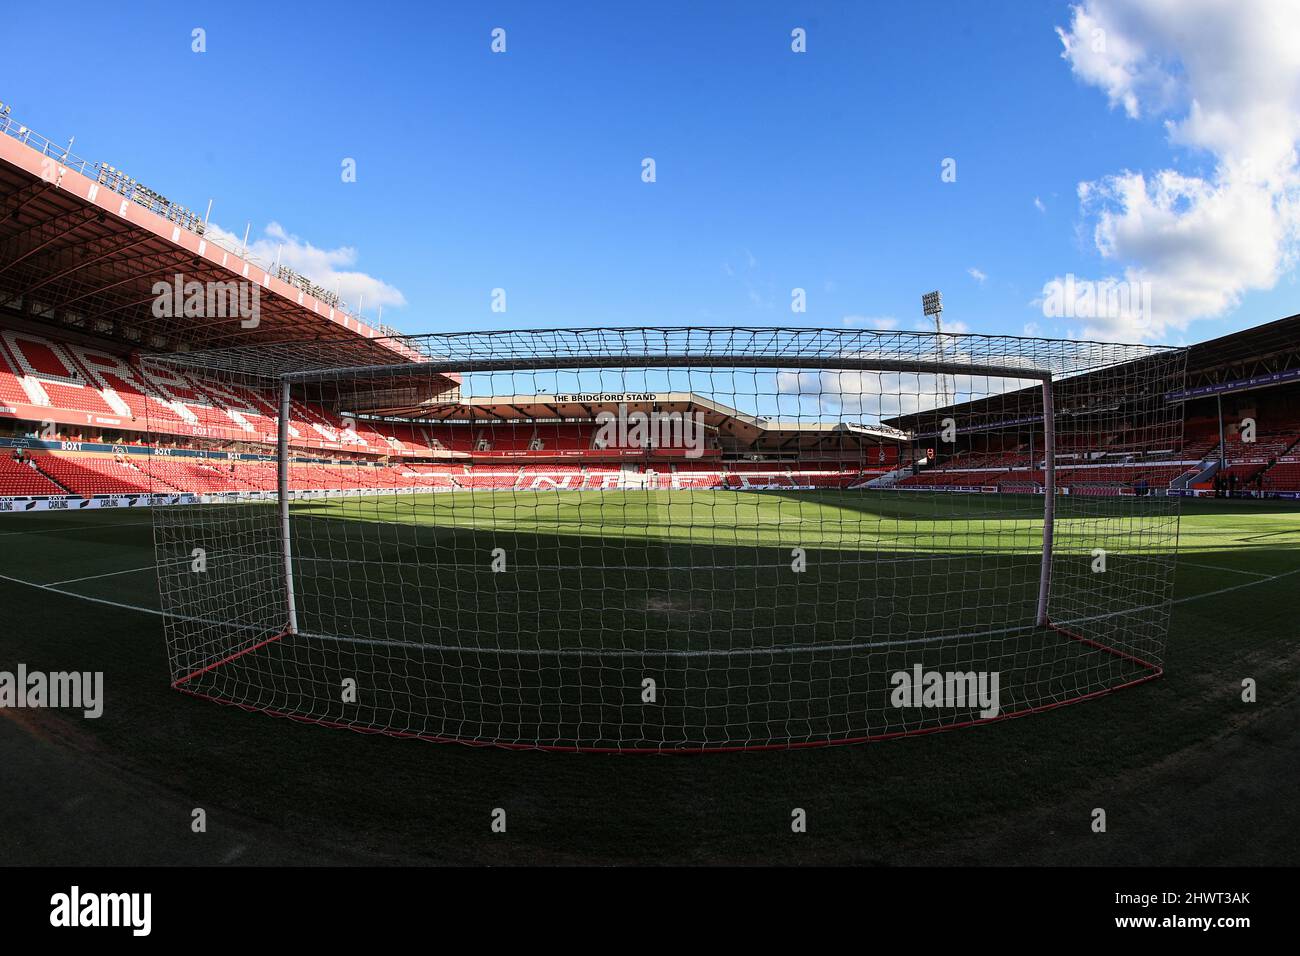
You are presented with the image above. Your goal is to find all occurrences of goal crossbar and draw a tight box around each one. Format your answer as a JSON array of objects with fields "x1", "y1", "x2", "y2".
[{"x1": 281, "y1": 355, "x2": 1052, "y2": 384}]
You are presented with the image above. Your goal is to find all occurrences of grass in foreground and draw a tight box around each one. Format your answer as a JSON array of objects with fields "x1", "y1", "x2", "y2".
[{"x1": 0, "y1": 493, "x2": 1297, "y2": 863}]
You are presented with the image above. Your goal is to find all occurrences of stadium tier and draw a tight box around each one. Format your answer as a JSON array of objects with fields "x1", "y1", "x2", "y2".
[
  {"x1": 0, "y1": 455, "x2": 64, "y2": 496},
  {"x1": 3, "y1": 316, "x2": 1300, "y2": 500},
  {"x1": 0, "y1": 327, "x2": 440, "y2": 456},
  {"x1": 16, "y1": 439, "x2": 1300, "y2": 500},
  {"x1": 1261, "y1": 459, "x2": 1300, "y2": 490},
  {"x1": 11, "y1": 452, "x2": 885, "y2": 497},
  {"x1": 0, "y1": 321, "x2": 928, "y2": 500},
  {"x1": 37, "y1": 454, "x2": 157, "y2": 495}
]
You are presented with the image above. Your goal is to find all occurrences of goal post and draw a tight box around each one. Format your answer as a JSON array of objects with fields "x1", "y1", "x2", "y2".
[
  {"x1": 277, "y1": 377, "x2": 299, "y2": 638},
  {"x1": 145, "y1": 327, "x2": 1185, "y2": 751},
  {"x1": 1037, "y1": 376, "x2": 1055, "y2": 627}
]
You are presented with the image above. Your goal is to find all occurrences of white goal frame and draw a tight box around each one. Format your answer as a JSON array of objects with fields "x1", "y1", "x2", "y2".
[
  {"x1": 277, "y1": 354, "x2": 1060, "y2": 633},
  {"x1": 146, "y1": 326, "x2": 1184, "y2": 751}
]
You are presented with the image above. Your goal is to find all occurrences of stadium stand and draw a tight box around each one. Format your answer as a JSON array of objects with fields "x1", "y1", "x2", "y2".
[
  {"x1": 3, "y1": 311, "x2": 1300, "y2": 500},
  {"x1": 1260, "y1": 460, "x2": 1300, "y2": 490},
  {"x1": 0, "y1": 456, "x2": 66, "y2": 496},
  {"x1": 0, "y1": 328, "x2": 436, "y2": 457},
  {"x1": 37, "y1": 455, "x2": 156, "y2": 495},
  {"x1": 2, "y1": 96, "x2": 1291, "y2": 507}
]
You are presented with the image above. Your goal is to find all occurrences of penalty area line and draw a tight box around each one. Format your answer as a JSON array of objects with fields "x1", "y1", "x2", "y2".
[
  {"x1": 40, "y1": 553, "x2": 198, "y2": 586},
  {"x1": 0, "y1": 570, "x2": 167, "y2": 618},
  {"x1": 44, "y1": 564, "x2": 162, "y2": 586},
  {"x1": 0, "y1": 570, "x2": 269, "y2": 633},
  {"x1": 0, "y1": 556, "x2": 1296, "y2": 655},
  {"x1": 1176, "y1": 559, "x2": 1273, "y2": 579},
  {"x1": 0, "y1": 519, "x2": 155, "y2": 537},
  {"x1": 297, "y1": 559, "x2": 1300, "y2": 658}
]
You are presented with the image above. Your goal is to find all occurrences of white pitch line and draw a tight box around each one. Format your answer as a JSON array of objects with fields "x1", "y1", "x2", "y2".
[
  {"x1": 45, "y1": 564, "x2": 159, "y2": 586},
  {"x1": 1177, "y1": 560, "x2": 1272, "y2": 579},
  {"x1": 0, "y1": 570, "x2": 268, "y2": 635},
  {"x1": 0, "y1": 570, "x2": 168, "y2": 617},
  {"x1": 0, "y1": 519, "x2": 154, "y2": 537},
  {"x1": 301, "y1": 559, "x2": 1300, "y2": 658},
  {"x1": 288, "y1": 552, "x2": 988, "y2": 571},
  {"x1": 0, "y1": 557, "x2": 1296, "y2": 658},
  {"x1": 1061, "y1": 562, "x2": 1300, "y2": 628},
  {"x1": 297, "y1": 623, "x2": 1039, "y2": 657}
]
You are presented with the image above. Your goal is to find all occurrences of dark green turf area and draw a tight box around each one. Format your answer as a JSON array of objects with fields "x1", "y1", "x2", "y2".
[
  {"x1": 149, "y1": 490, "x2": 1171, "y2": 748},
  {"x1": 0, "y1": 493, "x2": 1297, "y2": 864}
]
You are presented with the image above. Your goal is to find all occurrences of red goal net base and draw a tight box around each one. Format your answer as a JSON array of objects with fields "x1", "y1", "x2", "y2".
[{"x1": 165, "y1": 617, "x2": 1165, "y2": 754}]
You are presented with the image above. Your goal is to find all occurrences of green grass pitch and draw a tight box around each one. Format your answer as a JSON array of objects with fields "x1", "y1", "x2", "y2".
[
  {"x1": 1, "y1": 493, "x2": 1297, "y2": 863},
  {"x1": 154, "y1": 490, "x2": 1174, "y2": 748}
]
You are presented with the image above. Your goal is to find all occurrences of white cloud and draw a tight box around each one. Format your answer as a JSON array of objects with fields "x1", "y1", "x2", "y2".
[
  {"x1": 777, "y1": 363, "x2": 1038, "y2": 419},
  {"x1": 1054, "y1": 4, "x2": 1174, "y2": 119},
  {"x1": 1051, "y1": 0, "x2": 1300, "y2": 341},
  {"x1": 912, "y1": 319, "x2": 970, "y2": 334},
  {"x1": 841, "y1": 314, "x2": 899, "y2": 329},
  {"x1": 967, "y1": 267, "x2": 988, "y2": 285},
  {"x1": 1034, "y1": 196, "x2": 1047, "y2": 213},
  {"x1": 205, "y1": 221, "x2": 407, "y2": 317}
]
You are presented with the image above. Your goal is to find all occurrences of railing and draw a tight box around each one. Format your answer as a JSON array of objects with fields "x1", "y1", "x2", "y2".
[
  {"x1": 0, "y1": 103, "x2": 372, "y2": 327},
  {"x1": 0, "y1": 108, "x2": 97, "y2": 177}
]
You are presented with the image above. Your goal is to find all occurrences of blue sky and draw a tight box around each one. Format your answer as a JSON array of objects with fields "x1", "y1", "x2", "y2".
[{"x1": 2, "y1": 0, "x2": 1297, "y2": 347}]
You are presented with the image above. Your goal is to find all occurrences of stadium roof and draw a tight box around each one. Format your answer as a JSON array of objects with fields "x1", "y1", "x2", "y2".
[
  {"x1": 0, "y1": 105, "x2": 421, "y2": 366},
  {"x1": 348, "y1": 326, "x2": 1166, "y2": 380},
  {"x1": 1179, "y1": 311, "x2": 1300, "y2": 393},
  {"x1": 398, "y1": 391, "x2": 765, "y2": 423},
  {"x1": 885, "y1": 312, "x2": 1300, "y2": 436},
  {"x1": 372, "y1": 391, "x2": 910, "y2": 444},
  {"x1": 156, "y1": 328, "x2": 1175, "y2": 445}
]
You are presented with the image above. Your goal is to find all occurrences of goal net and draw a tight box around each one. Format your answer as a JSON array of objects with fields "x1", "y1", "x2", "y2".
[{"x1": 144, "y1": 328, "x2": 1186, "y2": 751}]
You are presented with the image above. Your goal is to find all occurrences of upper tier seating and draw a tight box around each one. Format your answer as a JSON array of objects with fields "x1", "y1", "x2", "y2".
[
  {"x1": 0, "y1": 329, "x2": 437, "y2": 457},
  {"x1": 1219, "y1": 430, "x2": 1298, "y2": 462}
]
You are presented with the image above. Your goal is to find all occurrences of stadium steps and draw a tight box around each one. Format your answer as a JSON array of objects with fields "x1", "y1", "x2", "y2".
[
  {"x1": 1174, "y1": 460, "x2": 1217, "y2": 489},
  {"x1": 860, "y1": 463, "x2": 914, "y2": 488}
]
